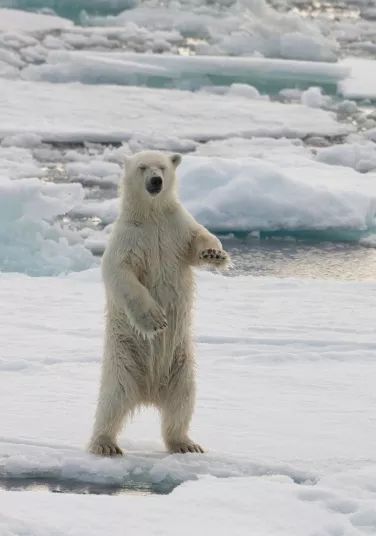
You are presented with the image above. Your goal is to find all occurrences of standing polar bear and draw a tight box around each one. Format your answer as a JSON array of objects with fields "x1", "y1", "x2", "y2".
[{"x1": 89, "y1": 150, "x2": 229, "y2": 456}]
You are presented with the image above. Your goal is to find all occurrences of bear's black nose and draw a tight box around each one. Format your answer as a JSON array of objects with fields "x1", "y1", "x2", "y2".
[
  {"x1": 146, "y1": 175, "x2": 163, "y2": 195},
  {"x1": 150, "y1": 176, "x2": 162, "y2": 188}
]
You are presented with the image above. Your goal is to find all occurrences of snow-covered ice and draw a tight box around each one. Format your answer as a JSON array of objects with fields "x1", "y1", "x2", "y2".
[
  {"x1": 316, "y1": 140, "x2": 376, "y2": 173},
  {"x1": 180, "y1": 156, "x2": 376, "y2": 233},
  {"x1": 338, "y1": 58, "x2": 376, "y2": 101},
  {"x1": 0, "y1": 144, "x2": 94, "y2": 275},
  {"x1": 84, "y1": 0, "x2": 338, "y2": 61},
  {"x1": 1, "y1": 271, "x2": 376, "y2": 534},
  {"x1": 4, "y1": 137, "x2": 376, "y2": 277},
  {"x1": 0, "y1": 78, "x2": 351, "y2": 143},
  {"x1": 0, "y1": 176, "x2": 94, "y2": 275},
  {"x1": 72, "y1": 153, "x2": 376, "y2": 235},
  {"x1": 0, "y1": 8, "x2": 73, "y2": 32}
]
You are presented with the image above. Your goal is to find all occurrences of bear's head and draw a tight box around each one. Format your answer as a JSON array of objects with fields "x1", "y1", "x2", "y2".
[{"x1": 123, "y1": 151, "x2": 182, "y2": 208}]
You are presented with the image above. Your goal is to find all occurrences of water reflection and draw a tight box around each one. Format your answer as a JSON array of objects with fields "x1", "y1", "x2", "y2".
[
  {"x1": 224, "y1": 238, "x2": 376, "y2": 280},
  {"x1": 0, "y1": 477, "x2": 175, "y2": 495}
]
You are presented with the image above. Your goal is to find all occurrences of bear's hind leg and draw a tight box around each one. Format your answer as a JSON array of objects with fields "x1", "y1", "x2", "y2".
[
  {"x1": 160, "y1": 348, "x2": 204, "y2": 454},
  {"x1": 88, "y1": 351, "x2": 138, "y2": 457}
]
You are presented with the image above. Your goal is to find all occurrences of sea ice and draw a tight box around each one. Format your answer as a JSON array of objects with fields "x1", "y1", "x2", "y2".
[
  {"x1": 0, "y1": 78, "x2": 351, "y2": 143},
  {"x1": 0, "y1": 270, "x2": 376, "y2": 534}
]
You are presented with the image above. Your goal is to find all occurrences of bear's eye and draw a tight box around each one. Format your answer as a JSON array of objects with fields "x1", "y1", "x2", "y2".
[
  {"x1": 138, "y1": 164, "x2": 147, "y2": 172},
  {"x1": 160, "y1": 166, "x2": 166, "y2": 172}
]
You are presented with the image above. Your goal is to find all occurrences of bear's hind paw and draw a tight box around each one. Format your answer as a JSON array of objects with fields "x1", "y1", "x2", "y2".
[
  {"x1": 89, "y1": 436, "x2": 123, "y2": 457},
  {"x1": 168, "y1": 439, "x2": 205, "y2": 454}
]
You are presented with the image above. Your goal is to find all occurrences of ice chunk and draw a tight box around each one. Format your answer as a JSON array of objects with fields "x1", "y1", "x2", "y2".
[
  {"x1": 66, "y1": 160, "x2": 121, "y2": 187},
  {"x1": 300, "y1": 86, "x2": 329, "y2": 108},
  {"x1": 1, "y1": 133, "x2": 42, "y2": 148},
  {"x1": 85, "y1": 1, "x2": 338, "y2": 61},
  {"x1": 0, "y1": 175, "x2": 94, "y2": 275},
  {"x1": 0, "y1": 8, "x2": 73, "y2": 32},
  {"x1": 194, "y1": 136, "x2": 308, "y2": 163},
  {"x1": 316, "y1": 141, "x2": 376, "y2": 173},
  {"x1": 22, "y1": 51, "x2": 349, "y2": 92},
  {"x1": 338, "y1": 58, "x2": 376, "y2": 100},
  {"x1": 74, "y1": 153, "x2": 376, "y2": 233},
  {"x1": 180, "y1": 156, "x2": 376, "y2": 233}
]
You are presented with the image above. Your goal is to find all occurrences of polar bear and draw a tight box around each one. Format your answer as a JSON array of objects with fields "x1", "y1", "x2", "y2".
[{"x1": 89, "y1": 150, "x2": 229, "y2": 456}]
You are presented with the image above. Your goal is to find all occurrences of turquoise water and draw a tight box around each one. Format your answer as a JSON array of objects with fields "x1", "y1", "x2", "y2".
[{"x1": 0, "y1": 0, "x2": 136, "y2": 22}]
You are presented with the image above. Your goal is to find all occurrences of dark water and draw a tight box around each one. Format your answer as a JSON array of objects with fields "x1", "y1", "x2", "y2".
[
  {"x1": 224, "y1": 238, "x2": 376, "y2": 280},
  {"x1": 0, "y1": 476, "x2": 175, "y2": 495}
]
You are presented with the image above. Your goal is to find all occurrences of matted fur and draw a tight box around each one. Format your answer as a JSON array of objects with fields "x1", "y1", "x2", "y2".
[{"x1": 88, "y1": 150, "x2": 229, "y2": 456}]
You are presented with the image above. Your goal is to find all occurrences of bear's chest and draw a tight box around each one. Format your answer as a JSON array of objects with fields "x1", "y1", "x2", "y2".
[{"x1": 137, "y1": 219, "x2": 192, "y2": 301}]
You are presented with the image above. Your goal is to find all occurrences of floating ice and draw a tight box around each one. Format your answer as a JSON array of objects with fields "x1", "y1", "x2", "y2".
[
  {"x1": 316, "y1": 141, "x2": 376, "y2": 173},
  {"x1": 85, "y1": 0, "x2": 338, "y2": 61},
  {"x1": 72, "y1": 154, "x2": 376, "y2": 236},
  {"x1": 338, "y1": 58, "x2": 376, "y2": 100},
  {"x1": 0, "y1": 79, "x2": 351, "y2": 143},
  {"x1": 300, "y1": 86, "x2": 329, "y2": 108},
  {"x1": 22, "y1": 52, "x2": 349, "y2": 92},
  {"x1": 0, "y1": 176, "x2": 94, "y2": 275},
  {"x1": 0, "y1": 8, "x2": 73, "y2": 32},
  {"x1": 180, "y1": 156, "x2": 376, "y2": 233}
]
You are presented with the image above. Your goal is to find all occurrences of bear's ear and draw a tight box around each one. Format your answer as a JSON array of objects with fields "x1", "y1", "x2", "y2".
[{"x1": 170, "y1": 153, "x2": 182, "y2": 168}]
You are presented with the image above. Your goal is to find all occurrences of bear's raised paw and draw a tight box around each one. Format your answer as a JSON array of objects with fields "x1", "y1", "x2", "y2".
[{"x1": 199, "y1": 248, "x2": 229, "y2": 267}]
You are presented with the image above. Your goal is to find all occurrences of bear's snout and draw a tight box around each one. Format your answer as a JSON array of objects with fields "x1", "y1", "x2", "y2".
[{"x1": 146, "y1": 175, "x2": 163, "y2": 195}]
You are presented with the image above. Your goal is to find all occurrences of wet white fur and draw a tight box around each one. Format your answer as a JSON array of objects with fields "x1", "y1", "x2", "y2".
[{"x1": 89, "y1": 150, "x2": 229, "y2": 456}]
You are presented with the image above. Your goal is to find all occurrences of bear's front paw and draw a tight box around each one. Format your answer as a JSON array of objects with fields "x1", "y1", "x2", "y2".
[
  {"x1": 199, "y1": 248, "x2": 230, "y2": 268},
  {"x1": 134, "y1": 301, "x2": 167, "y2": 337}
]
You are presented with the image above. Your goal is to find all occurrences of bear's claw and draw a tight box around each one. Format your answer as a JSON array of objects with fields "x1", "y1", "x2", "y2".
[
  {"x1": 199, "y1": 248, "x2": 229, "y2": 266},
  {"x1": 133, "y1": 302, "x2": 167, "y2": 337},
  {"x1": 168, "y1": 440, "x2": 205, "y2": 454},
  {"x1": 89, "y1": 437, "x2": 123, "y2": 457}
]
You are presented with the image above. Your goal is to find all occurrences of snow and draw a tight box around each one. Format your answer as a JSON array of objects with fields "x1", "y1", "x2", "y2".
[
  {"x1": 66, "y1": 160, "x2": 122, "y2": 187},
  {"x1": 22, "y1": 51, "x2": 349, "y2": 90},
  {"x1": 72, "y1": 153, "x2": 376, "y2": 234},
  {"x1": 1, "y1": 270, "x2": 376, "y2": 534},
  {"x1": 0, "y1": 78, "x2": 351, "y2": 143},
  {"x1": 0, "y1": 8, "x2": 73, "y2": 32},
  {"x1": 194, "y1": 136, "x2": 308, "y2": 162},
  {"x1": 338, "y1": 58, "x2": 376, "y2": 100},
  {"x1": 316, "y1": 140, "x2": 376, "y2": 173}
]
